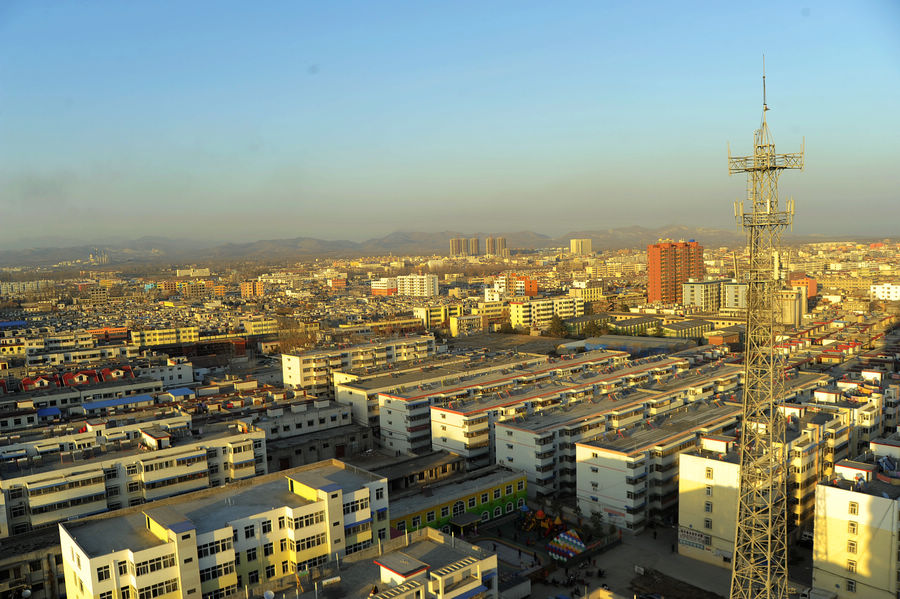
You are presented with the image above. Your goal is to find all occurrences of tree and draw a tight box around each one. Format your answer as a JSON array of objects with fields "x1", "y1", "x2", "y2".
[
  {"x1": 547, "y1": 315, "x2": 569, "y2": 338},
  {"x1": 582, "y1": 320, "x2": 603, "y2": 338}
]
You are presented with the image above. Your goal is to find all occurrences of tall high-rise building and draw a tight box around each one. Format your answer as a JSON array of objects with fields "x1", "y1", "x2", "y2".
[
  {"x1": 570, "y1": 238, "x2": 593, "y2": 255},
  {"x1": 468, "y1": 237, "x2": 479, "y2": 256},
  {"x1": 240, "y1": 280, "x2": 265, "y2": 298},
  {"x1": 647, "y1": 239, "x2": 704, "y2": 304},
  {"x1": 496, "y1": 237, "x2": 507, "y2": 257},
  {"x1": 485, "y1": 237, "x2": 496, "y2": 256},
  {"x1": 449, "y1": 238, "x2": 467, "y2": 257}
]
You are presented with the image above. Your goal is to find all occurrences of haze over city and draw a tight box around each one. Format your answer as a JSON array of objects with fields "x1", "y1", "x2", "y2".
[{"x1": 1, "y1": 1, "x2": 899, "y2": 249}]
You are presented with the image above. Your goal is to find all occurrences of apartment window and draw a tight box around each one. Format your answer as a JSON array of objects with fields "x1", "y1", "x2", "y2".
[
  {"x1": 118, "y1": 561, "x2": 128, "y2": 576},
  {"x1": 280, "y1": 539, "x2": 287, "y2": 551},
  {"x1": 847, "y1": 540, "x2": 856, "y2": 554},
  {"x1": 121, "y1": 587, "x2": 131, "y2": 599},
  {"x1": 493, "y1": 489, "x2": 501, "y2": 500},
  {"x1": 247, "y1": 548, "x2": 257, "y2": 562},
  {"x1": 468, "y1": 497, "x2": 476, "y2": 509},
  {"x1": 263, "y1": 543, "x2": 273, "y2": 556},
  {"x1": 705, "y1": 486, "x2": 713, "y2": 496},
  {"x1": 244, "y1": 525, "x2": 255, "y2": 539},
  {"x1": 847, "y1": 560, "x2": 856, "y2": 573},
  {"x1": 426, "y1": 511, "x2": 435, "y2": 523},
  {"x1": 278, "y1": 516, "x2": 286, "y2": 529},
  {"x1": 282, "y1": 561, "x2": 289, "y2": 574},
  {"x1": 265, "y1": 565, "x2": 275, "y2": 578},
  {"x1": 127, "y1": 482, "x2": 141, "y2": 493},
  {"x1": 846, "y1": 580, "x2": 856, "y2": 592},
  {"x1": 248, "y1": 571, "x2": 259, "y2": 584},
  {"x1": 705, "y1": 467, "x2": 713, "y2": 480},
  {"x1": 704, "y1": 519, "x2": 712, "y2": 530},
  {"x1": 848, "y1": 521, "x2": 857, "y2": 534},
  {"x1": 704, "y1": 502, "x2": 713, "y2": 513},
  {"x1": 100, "y1": 592, "x2": 112, "y2": 599},
  {"x1": 441, "y1": 507, "x2": 449, "y2": 518},
  {"x1": 849, "y1": 502, "x2": 858, "y2": 515},
  {"x1": 97, "y1": 565, "x2": 110, "y2": 581},
  {"x1": 411, "y1": 516, "x2": 421, "y2": 529},
  {"x1": 262, "y1": 520, "x2": 272, "y2": 534},
  {"x1": 376, "y1": 488, "x2": 384, "y2": 500},
  {"x1": 481, "y1": 493, "x2": 489, "y2": 504}
]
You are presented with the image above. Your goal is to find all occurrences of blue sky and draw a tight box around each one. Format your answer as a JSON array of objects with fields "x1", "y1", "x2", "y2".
[{"x1": 0, "y1": 1, "x2": 898, "y2": 247}]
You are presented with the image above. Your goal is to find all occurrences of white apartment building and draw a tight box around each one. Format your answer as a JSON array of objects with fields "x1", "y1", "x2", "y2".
[
  {"x1": 25, "y1": 344, "x2": 140, "y2": 368},
  {"x1": 379, "y1": 351, "x2": 629, "y2": 456},
  {"x1": 0, "y1": 416, "x2": 266, "y2": 537},
  {"x1": 576, "y1": 403, "x2": 741, "y2": 532},
  {"x1": 396, "y1": 274, "x2": 440, "y2": 297},
  {"x1": 496, "y1": 362, "x2": 743, "y2": 497},
  {"x1": 812, "y1": 445, "x2": 900, "y2": 599},
  {"x1": 282, "y1": 335, "x2": 436, "y2": 397},
  {"x1": 509, "y1": 296, "x2": 584, "y2": 330},
  {"x1": 682, "y1": 279, "x2": 726, "y2": 312},
  {"x1": 870, "y1": 282, "x2": 900, "y2": 301},
  {"x1": 721, "y1": 282, "x2": 748, "y2": 312},
  {"x1": 133, "y1": 356, "x2": 194, "y2": 387},
  {"x1": 59, "y1": 460, "x2": 389, "y2": 599},
  {"x1": 337, "y1": 352, "x2": 547, "y2": 431}
]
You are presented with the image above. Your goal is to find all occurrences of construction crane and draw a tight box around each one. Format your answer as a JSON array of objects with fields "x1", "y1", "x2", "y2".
[{"x1": 727, "y1": 61, "x2": 804, "y2": 599}]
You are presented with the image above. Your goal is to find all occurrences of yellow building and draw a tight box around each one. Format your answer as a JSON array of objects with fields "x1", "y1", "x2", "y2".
[
  {"x1": 813, "y1": 449, "x2": 900, "y2": 599},
  {"x1": 390, "y1": 467, "x2": 526, "y2": 535},
  {"x1": 59, "y1": 460, "x2": 388, "y2": 599},
  {"x1": 130, "y1": 327, "x2": 200, "y2": 348},
  {"x1": 413, "y1": 304, "x2": 464, "y2": 329}
]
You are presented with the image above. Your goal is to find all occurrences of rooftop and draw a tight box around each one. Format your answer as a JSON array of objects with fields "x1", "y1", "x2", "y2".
[
  {"x1": 390, "y1": 466, "x2": 522, "y2": 518},
  {"x1": 580, "y1": 403, "x2": 741, "y2": 455},
  {"x1": 344, "y1": 450, "x2": 463, "y2": 482}
]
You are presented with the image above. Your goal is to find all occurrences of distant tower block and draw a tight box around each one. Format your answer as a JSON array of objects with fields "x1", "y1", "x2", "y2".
[
  {"x1": 468, "y1": 237, "x2": 479, "y2": 256},
  {"x1": 728, "y1": 63, "x2": 804, "y2": 599}
]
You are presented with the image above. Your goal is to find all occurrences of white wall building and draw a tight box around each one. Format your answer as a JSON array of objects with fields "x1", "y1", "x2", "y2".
[{"x1": 396, "y1": 274, "x2": 440, "y2": 297}]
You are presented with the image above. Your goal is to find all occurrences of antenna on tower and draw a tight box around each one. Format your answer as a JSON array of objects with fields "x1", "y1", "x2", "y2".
[{"x1": 762, "y1": 55, "x2": 768, "y2": 112}]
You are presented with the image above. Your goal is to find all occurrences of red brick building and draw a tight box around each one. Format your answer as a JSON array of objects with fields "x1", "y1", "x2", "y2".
[{"x1": 647, "y1": 240, "x2": 704, "y2": 304}]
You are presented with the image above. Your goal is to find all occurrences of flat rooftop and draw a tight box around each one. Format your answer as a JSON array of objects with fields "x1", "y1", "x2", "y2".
[
  {"x1": 344, "y1": 450, "x2": 462, "y2": 482},
  {"x1": 581, "y1": 403, "x2": 741, "y2": 455},
  {"x1": 386, "y1": 350, "x2": 628, "y2": 403},
  {"x1": 288, "y1": 461, "x2": 383, "y2": 493},
  {"x1": 390, "y1": 466, "x2": 522, "y2": 518},
  {"x1": 342, "y1": 353, "x2": 547, "y2": 393},
  {"x1": 497, "y1": 389, "x2": 659, "y2": 433}
]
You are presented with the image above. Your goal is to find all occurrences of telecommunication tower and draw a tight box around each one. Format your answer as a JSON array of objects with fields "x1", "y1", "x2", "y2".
[{"x1": 728, "y1": 63, "x2": 803, "y2": 599}]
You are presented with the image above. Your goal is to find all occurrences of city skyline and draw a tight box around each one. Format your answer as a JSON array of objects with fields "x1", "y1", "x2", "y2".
[{"x1": 1, "y1": 1, "x2": 898, "y2": 246}]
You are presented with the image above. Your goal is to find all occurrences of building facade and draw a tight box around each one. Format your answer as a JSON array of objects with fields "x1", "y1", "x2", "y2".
[{"x1": 647, "y1": 240, "x2": 704, "y2": 304}]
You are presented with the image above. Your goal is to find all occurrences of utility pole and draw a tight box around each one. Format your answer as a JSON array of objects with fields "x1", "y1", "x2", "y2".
[{"x1": 728, "y1": 60, "x2": 804, "y2": 599}]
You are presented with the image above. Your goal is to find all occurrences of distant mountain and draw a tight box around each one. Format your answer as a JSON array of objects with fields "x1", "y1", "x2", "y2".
[{"x1": 0, "y1": 227, "x2": 887, "y2": 267}]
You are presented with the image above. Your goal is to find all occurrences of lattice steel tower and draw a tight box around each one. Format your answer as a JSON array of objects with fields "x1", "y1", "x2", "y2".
[{"x1": 728, "y1": 65, "x2": 803, "y2": 599}]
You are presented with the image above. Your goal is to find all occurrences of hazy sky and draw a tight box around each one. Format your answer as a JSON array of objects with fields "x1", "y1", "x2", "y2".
[{"x1": 1, "y1": 1, "x2": 898, "y2": 248}]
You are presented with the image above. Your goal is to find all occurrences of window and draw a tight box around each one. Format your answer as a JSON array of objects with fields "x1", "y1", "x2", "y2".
[
  {"x1": 846, "y1": 580, "x2": 856, "y2": 592},
  {"x1": 375, "y1": 488, "x2": 384, "y2": 500},
  {"x1": 441, "y1": 506, "x2": 449, "y2": 518},
  {"x1": 705, "y1": 467, "x2": 713, "y2": 480},
  {"x1": 247, "y1": 548, "x2": 257, "y2": 562},
  {"x1": 118, "y1": 561, "x2": 128, "y2": 576},
  {"x1": 848, "y1": 521, "x2": 857, "y2": 534},
  {"x1": 280, "y1": 539, "x2": 287, "y2": 551},
  {"x1": 100, "y1": 592, "x2": 112, "y2": 599},
  {"x1": 847, "y1": 560, "x2": 856, "y2": 573},
  {"x1": 494, "y1": 507, "x2": 502, "y2": 517},
  {"x1": 263, "y1": 542, "x2": 273, "y2": 556},
  {"x1": 847, "y1": 540, "x2": 857, "y2": 554},
  {"x1": 849, "y1": 502, "x2": 858, "y2": 515},
  {"x1": 97, "y1": 565, "x2": 110, "y2": 581},
  {"x1": 265, "y1": 565, "x2": 275, "y2": 578},
  {"x1": 282, "y1": 561, "x2": 289, "y2": 574},
  {"x1": 411, "y1": 516, "x2": 421, "y2": 529},
  {"x1": 493, "y1": 489, "x2": 501, "y2": 500},
  {"x1": 121, "y1": 587, "x2": 131, "y2": 599},
  {"x1": 705, "y1": 486, "x2": 712, "y2": 496},
  {"x1": 127, "y1": 482, "x2": 141, "y2": 493},
  {"x1": 426, "y1": 511, "x2": 435, "y2": 522},
  {"x1": 278, "y1": 516, "x2": 286, "y2": 529},
  {"x1": 248, "y1": 571, "x2": 259, "y2": 584},
  {"x1": 135, "y1": 555, "x2": 175, "y2": 576},
  {"x1": 262, "y1": 520, "x2": 272, "y2": 534},
  {"x1": 505, "y1": 485, "x2": 513, "y2": 495},
  {"x1": 244, "y1": 525, "x2": 255, "y2": 539},
  {"x1": 480, "y1": 493, "x2": 488, "y2": 504},
  {"x1": 704, "y1": 518, "x2": 712, "y2": 529},
  {"x1": 517, "y1": 480, "x2": 524, "y2": 491},
  {"x1": 468, "y1": 497, "x2": 476, "y2": 509},
  {"x1": 506, "y1": 502, "x2": 514, "y2": 513},
  {"x1": 704, "y1": 502, "x2": 712, "y2": 513},
  {"x1": 481, "y1": 511, "x2": 490, "y2": 522}
]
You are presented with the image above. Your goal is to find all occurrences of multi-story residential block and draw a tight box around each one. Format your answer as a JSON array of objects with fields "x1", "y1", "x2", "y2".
[
  {"x1": 0, "y1": 416, "x2": 266, "y2": 537},
  {"x1": 25, "y1": 343, "x2": 139, "y2": 368},
  {"x1": 509, "y1": 296, "x2": 584, "y2": 330},
  {"x1": 379, "y1": 351, "x2": 628, "y2": 456},
  {"x1": 496, "y1": 362, "x2": 743, "y2": 497},
  {"x1": 812, "y1": 444, "x2": 900, "y2": 599},
  {"x1": 682, "y1": 279, "x2": 726, "y2": 312},
  {"x1": 576, "y1": 402, "x2": 741, "y2": 532},
  {"x1": 133, "y1": 356, "x2": 194, "y2": 387},
  {"x1": 371, "y1": 278, "x2": 398, "y2": 296},
  {"x1": 396, "y1": 275, "x2": 439, "y2": 297},
  {"x1": 413, "y1": 304, "x2": 464, "y2": 329},
  {"x1": 129, "y1": 327, "x2": 200, "y2": 348},
  {"x1": 570, "y1": 239, "x2": 593, "y2": 255},
  {"x1": 647, "y1": 240, "x2": 704, "y2": 304},
  {"x1": 721, "y1": 282, "x2": 748, "y2": 313},
  {"x1": 240, "y1": 316, "x2": 280, "y2": 336},
  {"x1": 678, "y1": 404, "x2": 850, "y2": 568},
  {"x1": 240, "y1": 280, "x2": 265, "y2": 298},
  {"x1": 390, "y1": 466, "x2": 526, "y2": 536},
  {"x1": 870, "y1": 282, "x2": 900, "y2": 301},
  {"x1": 449, "y1": 315, "x2": 482, "y2": 337},
  {"x1": 282, "y1": 335, "x2": 437, "y2": 397},
  {"x1": 338, "y1": 352, "x2": 547, "y2": 432},
  {"x1": 59, "y1": 460, "x2": 388, "y2": 599}
]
